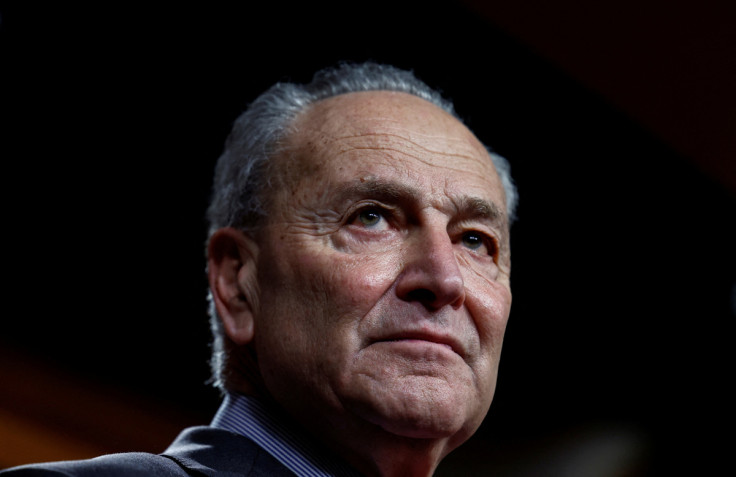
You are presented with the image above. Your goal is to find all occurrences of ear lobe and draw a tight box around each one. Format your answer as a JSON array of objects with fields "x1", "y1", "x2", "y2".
[{"x1": 207, "y1": 227, "x2": 259, "y2": 345}]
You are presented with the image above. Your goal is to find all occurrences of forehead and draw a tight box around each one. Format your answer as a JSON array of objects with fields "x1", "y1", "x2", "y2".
[
  {"x1": 279, "y1": 91, "x2": 505, "y2": 210},
  {"x1": 292, "y1": 91, "x2": 486, "y2": 158}
]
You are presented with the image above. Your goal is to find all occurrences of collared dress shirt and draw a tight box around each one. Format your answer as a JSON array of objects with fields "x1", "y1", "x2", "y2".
[{"x1": 211, "y1": 393, "x2": 361, "y2": 477}]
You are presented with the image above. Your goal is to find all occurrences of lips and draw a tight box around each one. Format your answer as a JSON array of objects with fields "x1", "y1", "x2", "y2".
[{"x1": 370, "y1": 330, "x2": 464, "y2": 358}]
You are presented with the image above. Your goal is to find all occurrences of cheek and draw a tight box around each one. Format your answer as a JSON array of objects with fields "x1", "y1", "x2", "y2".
[
  {"x1": 255, "y1": 247, "x2": 404, "y2": 399},
  {"x1": 256, "y1": 246, "x2": 403, "y2": 361},
  {"x1": 300, "y1": 250, "x2": 402, "y2": 317},
  {"x1": 462, "y1": 264, "x2": 512, "y2": 362},
  {"x1": 461, "y1": 275, "x2": 511, "y2": 416}
]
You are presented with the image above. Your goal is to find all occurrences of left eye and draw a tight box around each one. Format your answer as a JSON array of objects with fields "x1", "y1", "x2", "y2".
[{"x1": 461, "y1": 232, "x2": 485, "y2": 251}]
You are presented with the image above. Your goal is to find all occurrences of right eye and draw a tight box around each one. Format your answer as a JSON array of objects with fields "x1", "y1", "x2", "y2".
[
  {"x1": 346, "y1": 204, "x2": 394, "y2": 233},
  {"x1": 357, "y1": 209, "x2": 383, "y2": 228},
  {"x1": 345, "y1": 203, "x2": 399, "y2": 236}
]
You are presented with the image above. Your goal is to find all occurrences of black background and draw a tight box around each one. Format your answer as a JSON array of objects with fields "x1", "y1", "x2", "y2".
[{"x1": 2, "y1": 2, "x2": 734, "y2": 475}]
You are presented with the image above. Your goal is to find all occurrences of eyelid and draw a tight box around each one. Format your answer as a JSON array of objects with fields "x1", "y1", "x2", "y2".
[
  {"x1": 457, "y1": 227, "x2": 500, "y2": 259},
  {"x1": 344, "y1": 201, "x2": 398, "y2": 226}
]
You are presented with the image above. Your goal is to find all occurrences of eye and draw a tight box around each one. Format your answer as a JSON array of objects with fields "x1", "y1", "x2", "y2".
[
  {"x1": 460, "y1": 231, "x2": 496, "y2": 257},
  {"x1": 352, "y1": 208, "x2": 386, "y2": 228},
  {"x1": 345, "y1": 204, "x2": 395, "y2": 234},
  {"x1": 357, "y1": 209, "x2": 383, "y2": 227},
  {"x1": 461, "y1": 232, "x2": 484, "y2": 250}
]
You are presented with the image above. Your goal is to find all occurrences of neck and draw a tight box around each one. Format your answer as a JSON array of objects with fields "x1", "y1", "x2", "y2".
[
  {"x1": 314, "y1": 409, "x2": 469, "y2": 477},
  {"x1": 340, "y1": 433, "x2": 450, "y2": 477},
  {"x1": 229, "y1": 386, "x2": 459, "y2": 476},
  {"x1": 225, "y1": 355, "x2": 468, "y2": 476}
]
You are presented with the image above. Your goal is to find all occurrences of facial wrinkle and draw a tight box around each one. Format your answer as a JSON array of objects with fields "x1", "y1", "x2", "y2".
[
  {"x1": 338, "y1": 146, "x2": 484, "y2": 177},
  {"x1": 332, "y1": 131, "x2": 486, "y2": 163}
]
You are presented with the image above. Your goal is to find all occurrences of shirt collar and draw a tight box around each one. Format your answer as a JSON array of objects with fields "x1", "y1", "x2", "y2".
[{"x1": 211, "y1": 393, "x2": 361, "y2": 477}]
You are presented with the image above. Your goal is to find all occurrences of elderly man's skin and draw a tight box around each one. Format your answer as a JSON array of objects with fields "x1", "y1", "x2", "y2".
[{"x1": 208, "y1": 91, "x2": 512, "y2": 476}]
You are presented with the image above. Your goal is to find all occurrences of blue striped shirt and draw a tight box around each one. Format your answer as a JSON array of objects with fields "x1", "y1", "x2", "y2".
[{"x1": 211, "y1": 393, "x2": 361, "y2": 477}]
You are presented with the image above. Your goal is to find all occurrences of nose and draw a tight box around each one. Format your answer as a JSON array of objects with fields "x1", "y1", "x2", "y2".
[{"x1": 395, "y1": 228, "x2": 465, "y2": 311}]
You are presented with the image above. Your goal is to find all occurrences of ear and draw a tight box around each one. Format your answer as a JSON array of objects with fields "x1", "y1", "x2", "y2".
[{"x1": 207, "y1": 227, "x2": 260, "y2": 345}]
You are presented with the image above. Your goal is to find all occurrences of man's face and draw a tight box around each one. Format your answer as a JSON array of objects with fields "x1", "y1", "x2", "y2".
[{"x1": 250, "y1": 91, "x2": 511, "y2": 450}]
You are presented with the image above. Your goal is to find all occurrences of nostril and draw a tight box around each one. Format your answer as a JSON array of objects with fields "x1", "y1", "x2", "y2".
[{"x1": 406, "y1": 288, "x2": 438, "y2": 306}]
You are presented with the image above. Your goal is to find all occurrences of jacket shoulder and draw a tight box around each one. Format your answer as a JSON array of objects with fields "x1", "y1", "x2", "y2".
[
  {"x1": 0, "y1": 452, "x2": 187, "y2": 476},
  {"x1": 2, "y1": 426, "x2": 294, "y2": 477},
  {"x1": 163, "y1": 426, "x2": 295, "y2": 476}
]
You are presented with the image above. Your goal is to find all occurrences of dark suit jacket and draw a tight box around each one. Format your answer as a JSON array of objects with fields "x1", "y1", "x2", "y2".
[{"x1": 1, "y1": 426, "x2": 296, "y2": 476}]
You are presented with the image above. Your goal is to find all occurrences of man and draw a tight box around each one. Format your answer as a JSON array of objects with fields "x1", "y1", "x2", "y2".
[{"x1": 3, "y1": 63, "x2": 517, "y2": 476}]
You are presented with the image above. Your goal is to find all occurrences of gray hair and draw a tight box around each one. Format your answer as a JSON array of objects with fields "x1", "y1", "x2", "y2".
[{"x1": 206, "y1": 62, "x2": 518, "y2": 391}]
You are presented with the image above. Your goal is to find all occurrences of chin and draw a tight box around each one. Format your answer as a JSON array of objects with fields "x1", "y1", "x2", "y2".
[
  {"x1": 381, "y1": 401, "x2": 478, "y2": 441},
  {"x1": 346, "y1": 378, "x2": 478, "y2": 441},
  {"x1": 380, "y1": 418, "x2": 466, "y2": 440}
]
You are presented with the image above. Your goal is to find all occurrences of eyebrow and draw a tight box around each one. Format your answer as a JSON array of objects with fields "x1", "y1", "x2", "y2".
[
  {"x1": 454, "y1": 196, "x2": 503, "y2": 223},
  {"x1": 335, "y1": 178, "x2": 504, "y2": 224},
  {"x1": 335, "y1": 179, "x2": 420, "y2": 204}
]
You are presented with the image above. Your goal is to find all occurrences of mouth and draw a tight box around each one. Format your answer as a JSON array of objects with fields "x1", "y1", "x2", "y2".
[{"x1": 371, "y1": 332, "x2": 463, "y2": 357}]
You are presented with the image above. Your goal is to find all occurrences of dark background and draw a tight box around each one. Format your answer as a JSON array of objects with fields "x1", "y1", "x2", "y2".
[{"x1": 1, "y1": 2, "x2": 734, "y2": 475}]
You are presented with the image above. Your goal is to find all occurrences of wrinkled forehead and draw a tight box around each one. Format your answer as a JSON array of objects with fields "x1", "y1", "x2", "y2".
[
  {"x1": 293, "y1": 91, "x2": 486, "y2": 156},
  {"x1": 278, "y1": 91, "x2": 496, "y2": 183},
  {"x1": 265, "y1": 90, "x2": 510, "y2": 243}
]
